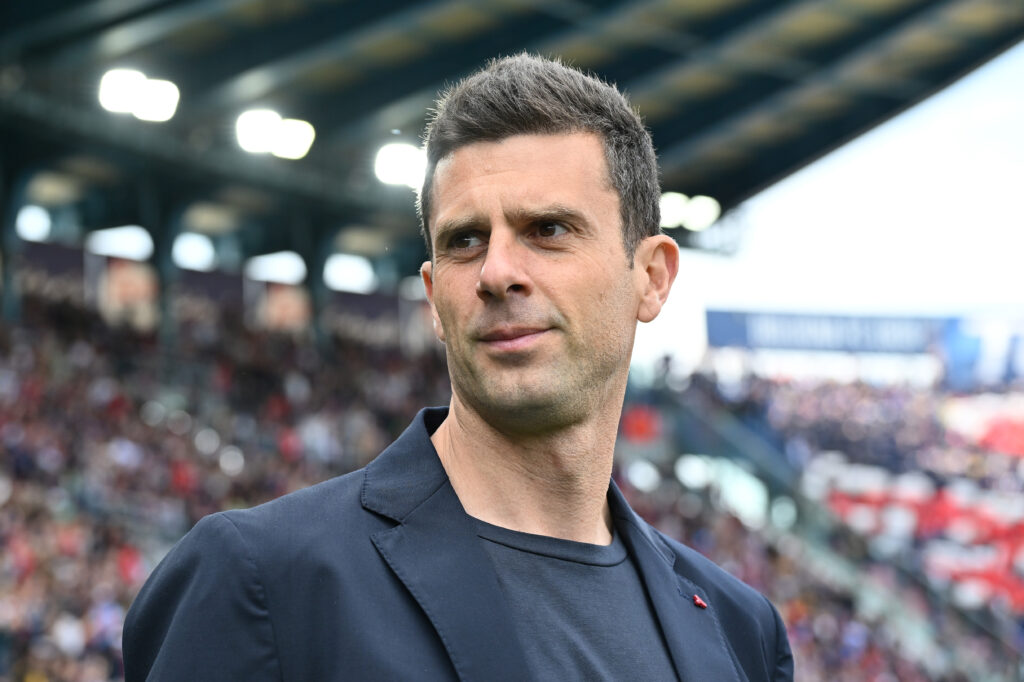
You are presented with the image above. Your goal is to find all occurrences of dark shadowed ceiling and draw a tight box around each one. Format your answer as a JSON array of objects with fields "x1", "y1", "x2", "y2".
[{"x1": 2, "y1": 0, "x2": 1022, "y2": 277}]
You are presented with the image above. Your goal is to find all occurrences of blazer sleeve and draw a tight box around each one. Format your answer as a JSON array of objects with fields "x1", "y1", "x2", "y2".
[{"x1": 122, "y1": 512, "x2": 282, "y2": 682}]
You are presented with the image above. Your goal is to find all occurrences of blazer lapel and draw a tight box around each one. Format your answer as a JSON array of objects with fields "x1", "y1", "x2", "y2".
[
  {"x1": 363, "y1": 409, "x2": 531, "y2": 682},
  {"x1": 611, "y1": 483, "x2": 745, "y2": 682}
]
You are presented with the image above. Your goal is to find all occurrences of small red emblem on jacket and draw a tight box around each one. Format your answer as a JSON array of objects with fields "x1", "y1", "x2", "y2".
[{"x1": 693, "y1": 594, "x2": 708, "y2": 609}]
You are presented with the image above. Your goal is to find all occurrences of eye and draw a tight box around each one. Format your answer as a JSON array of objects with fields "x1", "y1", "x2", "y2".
[
  {"x1": 536, "y1": 222, "x2": 569, "y2": 238},
  {"x1": 449, "y1": 232, "x2": 484, "y2": 250}
]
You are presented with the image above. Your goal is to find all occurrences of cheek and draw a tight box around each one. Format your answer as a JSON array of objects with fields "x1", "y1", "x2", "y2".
[{"x1": 590, "y1": 276, "x2": 638, "y2": 332}]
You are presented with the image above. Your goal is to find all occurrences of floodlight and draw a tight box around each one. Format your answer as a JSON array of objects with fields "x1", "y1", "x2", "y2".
[
  {"x1": 99, "y1": 69, "x2": 146, "y2": 113},
  {"x1": 85, "y1": 225, "x2": 154, "y2": 261},
  {"x1": 683, "y1": 195, "x2": 721, "y2": 232},
  {"x1": 272, "y1": 119, "x2": 316, "y2": 160},
  {"x1": 659, "y1": 192, "x2": 689, "y2": 229},
  {"x1": 236, "y1": 109, "x2": 282, "y2": 154},
  {"x1": 374, "y1": 143, "x2": 425, "y2": 189},
  {"x1": 15, "y1": 205, "x2": 52, "y2": 242},
  {"x1": 172, "y1": 232, "x2": 217, "y2": 271},
  {"x1": 134, "y1": 78, "x2": 180, "y2": 122},
  {"x1": 324, "y1": 253, "x2": 378, "y2": 293},
  {"x1": 244, "y1": 250, "x2": 307, "y2": 285}
]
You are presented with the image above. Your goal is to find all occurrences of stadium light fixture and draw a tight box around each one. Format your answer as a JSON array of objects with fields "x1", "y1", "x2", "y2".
[
  {"x1": 323, "y1": 253, "x2": 378, "y2": 294},
  {"x1": 659, "y1": 192, "x2": 689, "y2": 229},
  {"x1": 172, "y1": 232, "x2": 217, "y2": 272},
  {"x1": 99, "y1": 69, "x2": 146, "y2": 113},
  {"x1": 85, "y1": 225, "x2": 154, "y2": 261},
  {"x1": 244, "y1": 250, "x2": 307, "y2": 285},
  {"x1": 98, "y1": 68, "x2": 179, "y2": 122},
  {"x1": 15, "y1": 205, "x2": 52, "y2": 242},
  {"x1": 272, "y1": 118, "x2": 316, "y2": 160},
  {"x1": 236, "y1": 109, "x2": 281, "y2": 154},
  {"x1": 683, "y1": 195, "x2": 721, "y2": 232},
  {"x1": 659, "y1": 192, "x2": 721, "y2": 232},
  {"x1": 133, "y1": 78, "x2": 180, "y2": 122},
  {"x1": 374, "y1": 143, "x2": 425, "y2": 189},
  {"x1": 235, "y1": 110, "x2": 316, "y2": 159}
]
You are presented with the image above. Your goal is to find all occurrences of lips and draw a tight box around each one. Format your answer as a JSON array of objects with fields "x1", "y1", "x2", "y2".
[
  {"x1": 478, "y1": 326, "x2": 550, "y2": 351},
  {"x1": 479, "y1": 326, "x2": 547, "y2": 342}
]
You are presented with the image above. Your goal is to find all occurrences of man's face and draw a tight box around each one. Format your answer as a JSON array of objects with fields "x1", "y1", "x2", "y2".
[{"x1": 421, "y1": 132, "x2": 650, "y2": 433}]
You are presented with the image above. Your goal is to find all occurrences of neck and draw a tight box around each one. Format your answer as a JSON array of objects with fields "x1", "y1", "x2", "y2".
[{"x1": 430, "y1": 392, "x2": 623, "y2": 546}]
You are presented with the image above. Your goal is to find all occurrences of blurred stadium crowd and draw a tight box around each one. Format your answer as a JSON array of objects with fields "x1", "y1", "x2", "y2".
[
  {"x1": 666, "y1": 372, "x2": 1024, "y2": 680},
  {"x1": 1, "y1": 295, "x2": 1022, "y2": 681},
  {"x1": 700, "y1": 374, "x2": 1024, "y2": 618}
]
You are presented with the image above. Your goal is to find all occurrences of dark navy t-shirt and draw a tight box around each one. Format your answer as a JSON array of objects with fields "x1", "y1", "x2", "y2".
[{"x1": 475, "y1": 519, "x2": 678, "y2": 681}]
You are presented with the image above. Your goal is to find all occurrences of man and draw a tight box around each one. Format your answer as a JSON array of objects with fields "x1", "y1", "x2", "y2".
[{"x1": 124, "y1": 54, "x2": 793, "y2": 681}]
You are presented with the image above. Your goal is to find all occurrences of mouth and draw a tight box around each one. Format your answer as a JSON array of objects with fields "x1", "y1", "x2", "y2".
[{"x1": 478, "y1": 327, "x2": 551, "y2": 352}]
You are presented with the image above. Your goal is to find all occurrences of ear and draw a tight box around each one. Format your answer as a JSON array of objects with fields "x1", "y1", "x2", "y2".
[
  {"x1": 420, "y1": 260, "x2": 446, "y2": 343},
  {"x1": 634, "y1": 235, "x2": 679, "y2": 323}
]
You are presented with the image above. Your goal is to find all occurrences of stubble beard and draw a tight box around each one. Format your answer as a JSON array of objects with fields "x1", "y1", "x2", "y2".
[{"x1": 446, "y1": 331, "x2": 629, "y2": 438}]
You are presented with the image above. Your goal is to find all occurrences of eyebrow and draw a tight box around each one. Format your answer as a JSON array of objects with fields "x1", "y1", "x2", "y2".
[
  {"x1": 506, "y1": 204, "x2": 588, "y2": 228},
  {"x1": 434, "y1": 214, "x2": 487, "y2": 243},
  {"x1": 434, "y1": 204, "x2": 589, "y2": 242}
]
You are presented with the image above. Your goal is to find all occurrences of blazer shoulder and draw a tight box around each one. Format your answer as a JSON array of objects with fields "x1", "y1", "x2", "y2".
[
  {"x1": 217, "y1": 466, "x2": 410, "y2": 585},
  {"x1": 123, "y1": 512, "x2": 282, "y2": 681},
  {"x1": 220, "y1": 467, "x2": 370, "y2": 537}
]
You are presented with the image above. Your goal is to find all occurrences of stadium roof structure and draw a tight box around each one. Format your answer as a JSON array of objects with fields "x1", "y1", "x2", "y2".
[{"x1": 1, "y1": 0, "x2": 1023, "y2": 283}]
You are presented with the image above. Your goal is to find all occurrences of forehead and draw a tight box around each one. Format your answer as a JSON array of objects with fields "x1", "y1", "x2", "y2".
[{"x1": 430, "y1": 132, "x2": 616, "y2": 227}]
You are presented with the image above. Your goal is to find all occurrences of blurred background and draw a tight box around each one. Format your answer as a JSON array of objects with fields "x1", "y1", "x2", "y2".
[{"x1": 1, "y1": 1, "x2": 1023, "y2": 680}]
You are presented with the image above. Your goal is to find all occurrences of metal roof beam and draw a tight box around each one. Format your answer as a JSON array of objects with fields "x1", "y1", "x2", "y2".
[
  {"x1": 322, "y1": 0, "x2": 705, "y2": 149},
  {"x1": 656, "y1": 0, "x2": 1015, "y2": 183},
  {"x1": 183, "y1": 0, "x2": 557, "y2": 121},
  {"x1": 0, "y1": 0, "x2": 171, "y2": 59},
  {"x1": 625, "y1": 0, "x2": 861, "y2": 116},
  {"x1": 322, "y1": 0, "x2": 829, "y2": 151},
  {"x1": 286, "y1": 2, "x2": 600, "y2": 139},
  {"x1": 47, "y1": 0, "x2": 253, "y2": 66}
]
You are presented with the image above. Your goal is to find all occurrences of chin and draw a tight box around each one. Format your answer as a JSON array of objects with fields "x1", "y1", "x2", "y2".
[{"x1": 471, "y1": 384, "x2": 591, "y2": 434}]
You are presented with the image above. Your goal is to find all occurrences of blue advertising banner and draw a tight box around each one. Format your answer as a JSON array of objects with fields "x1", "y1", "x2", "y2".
[{"x1": 706, "y1": 310, "x2": 955, "y2": 354}]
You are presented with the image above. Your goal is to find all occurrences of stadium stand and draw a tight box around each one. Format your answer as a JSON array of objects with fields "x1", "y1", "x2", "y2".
[
  {"x1": 650, "y1": 368, "x2": 1024, "y2": 679},
  {"x1": 2, "y1": 293, "x2": 1021, "y2": 681}
]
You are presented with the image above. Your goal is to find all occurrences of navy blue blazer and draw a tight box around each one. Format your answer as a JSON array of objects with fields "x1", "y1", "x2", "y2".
[{"x1": 123, "y1": 408, "x2": 793, "y2": 681}]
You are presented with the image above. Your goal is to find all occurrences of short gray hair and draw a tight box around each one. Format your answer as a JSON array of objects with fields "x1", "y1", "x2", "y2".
[{"x1": 418, "y1": 54, "x2": 661, "y2": 260}]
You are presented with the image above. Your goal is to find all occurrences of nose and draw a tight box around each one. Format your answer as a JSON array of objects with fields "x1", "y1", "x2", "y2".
[{"x1": 476, "y1": 228, "x2": 529, "y2": 301}]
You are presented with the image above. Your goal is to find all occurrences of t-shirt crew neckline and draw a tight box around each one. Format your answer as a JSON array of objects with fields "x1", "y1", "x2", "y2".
[{"x1": 473, "y1": 517, "x2": 628, "y2": 567}]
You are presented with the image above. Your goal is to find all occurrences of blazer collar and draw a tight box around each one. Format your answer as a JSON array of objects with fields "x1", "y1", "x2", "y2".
[
  {"x1": 364, "y1": 408, "x2": 532, "y2": 682},
  {"x1": 610, "y1": 483, "x2": 745, "y2": 682},
  {"x1": 363, "y1": 408, "x2": 742, "y2": 682},
  {"x1": 361, "y1": 407, "x2": 451, "y2": 522}
]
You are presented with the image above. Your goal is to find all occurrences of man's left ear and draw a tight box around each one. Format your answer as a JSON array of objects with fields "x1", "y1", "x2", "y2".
[{"x1": 634, "y1": 235, "x2": 680, "y2": 323}]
